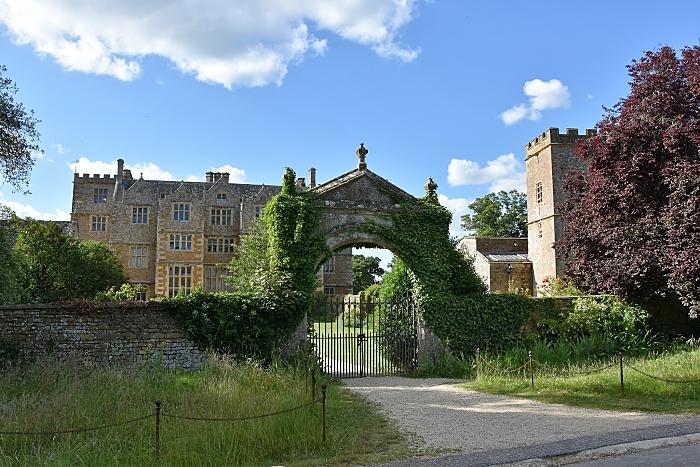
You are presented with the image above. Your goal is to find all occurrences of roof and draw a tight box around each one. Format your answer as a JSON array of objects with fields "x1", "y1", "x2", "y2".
[{"x1": 485, "y1": 253, "x2": 530, "y2": 263}]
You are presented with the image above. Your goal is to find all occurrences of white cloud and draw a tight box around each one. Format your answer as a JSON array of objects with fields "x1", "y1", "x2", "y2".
[
  {"x1": 447, "y1": 153, "x2": 526, "y2": 192},
  {"x1": 438, "y1": 194, "x2": 472, "y2": 237},
  {"x1": 500, "y1": 78, "x2": 571, "y2": 125},
  {"x1": 0, "y1": 192, "x2": 70, "y2": 221},
  {"x1": 0, "y1": 0, "x2": 419, "y2": 88},
  {"x1": 212, "y1": 164, "x2": 246, "y2": 183},
  {"x1": 500, "y1": 104, "x2": 528, "y2": 126},
  {"x1": 53, "y1": 143, "x2": 68, "y2": 154}
]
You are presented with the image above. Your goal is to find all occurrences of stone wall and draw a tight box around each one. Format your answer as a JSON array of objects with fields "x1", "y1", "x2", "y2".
[{"x1": 0, "y1": 302, "x2": 207, "y2": 369}]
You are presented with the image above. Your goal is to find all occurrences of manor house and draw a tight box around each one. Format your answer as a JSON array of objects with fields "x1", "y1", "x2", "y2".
[{"x1": 70, "y1": 162, "x2": 352, "y2": 299}]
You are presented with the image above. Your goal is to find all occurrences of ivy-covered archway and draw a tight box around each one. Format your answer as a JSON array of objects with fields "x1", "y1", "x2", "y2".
[{"x1": 264, "y1": 145, "x2": 532, "y2": 356}]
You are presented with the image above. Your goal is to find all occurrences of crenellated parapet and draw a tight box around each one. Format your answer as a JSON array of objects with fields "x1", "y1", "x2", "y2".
[{"x1": 525, "y1": 127, "x2": 596, "y2": 158}]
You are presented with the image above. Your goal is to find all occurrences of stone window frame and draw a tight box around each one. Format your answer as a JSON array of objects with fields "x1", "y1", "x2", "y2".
[
  {"x1": 323, "y1": 285, "x2": 336, "y2": 295},
  {"x1": 210, "y1": 208, "x2": 233, "y2": 226},
  {"x1": 168, "y1": 264, "x2": 192, "y2": 297},
  {"x1": 207, "y1": 237, "x2": 234, "y2": 253},
  {"x1": 93, "y1": 188, "x2": 108, "y2": 204},
  {"x1": 129, "y1": 245, "x2": 148, "y2": 268},
  {"x1": 216, "y1": 192, "x2": 226, "y2": 200},
  {"x1": 538, "y1": 222, "x2": 543, "y2": 238},
  {"x1": 131, "y1": 206, "x2": 149, "y2": 224},
  {"x1": 173, "y1": 203, "x2": 191, "y2": 222},
  {"x1": 169, "y1": 233, "x2": 193, "y2": 251},
  {"x1": 204, "y1": 265, "x2": 229, "y2": 292},
  {"x1": 535, "y1": 182, "x2": 543, "y2": 204},
  {"x1": 254, "y1": 205, "x2": 262, "y2": 220},
  {"x1": 91, "y1": 215, "x2": 107, "y2": 232},
  {"x1": 323, "y1": 255, "x2": 335, "y2": 273}
]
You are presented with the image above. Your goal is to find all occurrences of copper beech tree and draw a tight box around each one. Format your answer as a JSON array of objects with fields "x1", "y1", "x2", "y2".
[{"x1": 561, "y1": 45, "x2": 700, "y2": 318}]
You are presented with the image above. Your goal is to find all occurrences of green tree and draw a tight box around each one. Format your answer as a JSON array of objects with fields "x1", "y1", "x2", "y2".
[
  {"x1": 379, "y1": 256, "x2": 412, "y2": 302},
  {"x1": 460, "y1": 190, "x2": 527, "y2": 237},
  {"x1": 352, "y1": 254, "x2": 384, "y2": 293},
  {"x1": 13, "y1": 219, "x2": 125, "y2": 303},
  {"x1": 1, "y1": 65, "x2": 41, "y2": 192},
  {"x1": 0, "y1": 206, "x2": 26, "y2": 303}
]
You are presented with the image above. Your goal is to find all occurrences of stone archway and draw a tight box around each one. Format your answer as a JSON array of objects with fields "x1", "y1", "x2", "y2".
[{"x1": 311, "y1": 144, "x2": 428, "y2": 269}]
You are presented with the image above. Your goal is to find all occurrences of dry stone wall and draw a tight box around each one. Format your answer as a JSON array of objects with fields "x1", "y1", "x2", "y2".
[{"x1": 0, "y1": 302, "x2": 207, "y2": 369}]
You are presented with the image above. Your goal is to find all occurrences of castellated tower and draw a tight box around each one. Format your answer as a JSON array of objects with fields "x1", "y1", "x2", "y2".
[{"x1": 525, "y1": 128, "x2": 595, "y2": 294}]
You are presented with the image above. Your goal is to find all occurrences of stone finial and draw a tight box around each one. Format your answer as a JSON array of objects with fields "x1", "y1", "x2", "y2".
[
  {"x1": 424, "y1": 177, "x2": 438, "y2": 203},
  {"x1": 356, "y1": 143, "x2": 368, "y2": 170}
]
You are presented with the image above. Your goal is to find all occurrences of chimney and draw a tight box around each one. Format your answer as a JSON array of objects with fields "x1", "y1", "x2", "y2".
[
  {"x1": 308, "y1": 167, "x2": 316, "y2": 188},
  {"x1": 205, "y1": 171, "x2": 214, "y2": 183},
  {"x1": 296, "y1": 177, "x2": 306, "y2": 188},
  {"x1": 117, "y1": 158, "x2": 124, "y2": 181},
  {"x1": 220, "y1": 172, "x2": 230, "y2": 183}
]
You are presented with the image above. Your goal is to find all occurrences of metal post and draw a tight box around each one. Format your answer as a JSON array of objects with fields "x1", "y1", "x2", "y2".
[
  {"x1": 528, "y1": 351, "x2": 534, "y2": 389},
  {"x1": 321, "y1": 384, "x2": 327, "y2": 444},
  {"x1": 619, "y1": 352, "x2": 624, "y2": 397},
  {"x1": 312, "y1": 368, "x2": 316, "y2": 402},
  {"x1": 154, "y1": 400, "x2": 161, "y2": 458}
]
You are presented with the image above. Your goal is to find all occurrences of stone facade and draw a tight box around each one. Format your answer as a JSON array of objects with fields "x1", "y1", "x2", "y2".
[
  {"x1": 458, "y1": 237, "x2": 533, "y2": 295},
  {"x1": 71, "y1": 162, "x2": 353, "y2": 298},
  {"x1": 525, "y1": 128, "x2": 595, "y2": 294},
  {"x1": 0, "y1": 302, "x2": 207, "y2": 369}
]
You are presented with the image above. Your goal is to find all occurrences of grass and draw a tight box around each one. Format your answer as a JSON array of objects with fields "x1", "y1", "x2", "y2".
[
  {"x1": 0, "y1": 356, "x2": 412, "y2": 466},
  {"x1": 464, "y1": 347, "x2": 700, "y2": 413}
]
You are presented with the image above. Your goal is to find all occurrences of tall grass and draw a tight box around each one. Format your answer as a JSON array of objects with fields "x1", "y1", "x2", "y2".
[
  {"x1": 466, "y1": 347, "x2": 700, "y2": 413},
  {"x1": 0, "y1": 356, "x2": 409, "y2": 466}
]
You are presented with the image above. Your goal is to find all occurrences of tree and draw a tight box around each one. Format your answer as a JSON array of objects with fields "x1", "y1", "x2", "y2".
[
  {"x1": 0, "y1": 65, "x2": 41, "y2": 192},
  {"x1": 460, "y1": 190, "x2": 527, "y2": 237},
  {"x1": 560, "y1": 45, "x2": 700, "y2": 318},
  {"x1": 352, "y1": 254, "x2": 385, "y2": 293},
  {"x1": 379, "y1": 256, "x2": 412, "y2": 302},
  {"x1": 0, "y1": 206, "x2": 25, "y2": 303},
  {"x1": 13, "y1": 219, "x2": 125, "y2": 303}
]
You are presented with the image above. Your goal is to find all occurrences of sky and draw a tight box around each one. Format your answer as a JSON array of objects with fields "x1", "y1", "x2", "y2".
[{"x1": 1, "y1": 0, "x2": 699, "y2": 268}]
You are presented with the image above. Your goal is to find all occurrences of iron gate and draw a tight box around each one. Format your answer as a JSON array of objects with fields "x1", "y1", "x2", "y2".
[{"x1": 308, "y1": 293, "x2": 418, "y2": 378}]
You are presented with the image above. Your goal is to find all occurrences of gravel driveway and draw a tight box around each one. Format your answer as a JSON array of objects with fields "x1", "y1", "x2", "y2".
[{"x1": 342, "y1": 377, "x2": 697, "y2": 456}]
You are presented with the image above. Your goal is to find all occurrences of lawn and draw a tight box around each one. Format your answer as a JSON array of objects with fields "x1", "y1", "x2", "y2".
[
  {"x1": 463, "y1": 347, "x2": 700, "y2": 413},
  {"x1": 0, "y1": 357, "x2": 411, "y2": 466}
]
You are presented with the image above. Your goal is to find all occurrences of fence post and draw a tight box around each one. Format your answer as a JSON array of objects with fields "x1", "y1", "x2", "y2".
[
  {"x1": 321, "y1": 384, "x2": 327, "y2": 444},
  {"x1": 475, "y1": 348, "x2": 480, "y2": 380},
  {"x1": 154, "y1": 400, "x2": 161, "y2": 458},
  {"x1": 619, "y1": 352, "x2": 625, "y2": 397},
  {"x1": 528, "y1": 351, "x2": 534, "y2": 389},
  {"x1": 312, "y1": 368, "x2": 316, "y2": 402}
]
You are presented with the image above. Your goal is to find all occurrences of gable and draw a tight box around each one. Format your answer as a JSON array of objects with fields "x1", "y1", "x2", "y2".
[{"x1": 315, "y1": 170, "x2": 416, "y2": 209}]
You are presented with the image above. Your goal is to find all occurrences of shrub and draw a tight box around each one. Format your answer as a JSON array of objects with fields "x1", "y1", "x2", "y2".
[
  {"x1": 537, "y1": 295, "x2": 651, "y2": 346},
  {"x1": 425, "y1": 293, "x2": 534, "y2": 356},
  {"x1": 94, "y1": 283, "x2": 146, "y2": 302},
  {"x1": 164, "y1": 288, "x2": 305, "y2": 360}
]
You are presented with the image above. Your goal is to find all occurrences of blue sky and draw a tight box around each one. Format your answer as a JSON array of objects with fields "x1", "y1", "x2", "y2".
[{"x1": 1, "y1": 0, "x2": 699, "y2": 247}]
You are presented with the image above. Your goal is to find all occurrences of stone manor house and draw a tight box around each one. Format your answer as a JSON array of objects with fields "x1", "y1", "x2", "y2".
[
  {"x1": 71, "y1": 127, "x2": 591, "y2": 299},
  {"x1": 459, "y1": 127, "x2": 596, "y2": 296},
  {"x1": 70, "y1": 162, "x2": 352, "y2": 299}
]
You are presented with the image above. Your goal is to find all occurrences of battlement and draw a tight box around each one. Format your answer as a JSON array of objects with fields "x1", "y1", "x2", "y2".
[
  {"x1": 73, "y1": 173, "x2": 114, "y2": 181},
  {"x1": 526, "y1": 127, "x2": 596, "y2": 157}
]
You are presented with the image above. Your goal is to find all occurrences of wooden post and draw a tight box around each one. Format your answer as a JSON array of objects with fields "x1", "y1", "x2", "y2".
[
  {"x1": 154, "y1": 400, "x2": 161, "y2": 458},
  {"x1": 619, "y1": 352, "x2": 625, "y2": 397},
  {"x1": 528, "y1": 351, "x2": 534, "y2": 389},
  {"x1": 321, "y1": 384, "x2": 328, "y2": 444},
  {"x1": 312, "y1": 368, "x2": 316, "y2": 402},
  {"x1": 475, "y1": 348, "x2": 480, "y2": 380}
]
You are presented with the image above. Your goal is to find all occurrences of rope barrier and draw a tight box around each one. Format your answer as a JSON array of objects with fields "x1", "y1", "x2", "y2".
[
  {"x1": 0, "y1": 414, "x2": 154, "y2": 436},
  {"x1": 162, "y1": 401, "x2": 317, "y2": 422},
  {"x1": 480, "y1": 361, "x2": 529, "y2": 374},
  {"x1": 624, "y1": 363, "x2": 700, "y2": 383}
]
